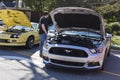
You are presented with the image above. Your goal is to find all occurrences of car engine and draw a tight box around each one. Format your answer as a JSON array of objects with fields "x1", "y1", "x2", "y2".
[{"x1": 47, "y1": 33, "x2": 103, "y2": 49}]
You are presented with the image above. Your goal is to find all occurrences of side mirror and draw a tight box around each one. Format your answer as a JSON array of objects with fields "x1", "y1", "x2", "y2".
[{"x1": 106, "y1": 33, "x2": 112, "y2": 38}]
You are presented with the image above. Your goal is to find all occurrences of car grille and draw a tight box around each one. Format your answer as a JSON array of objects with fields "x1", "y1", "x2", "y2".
[
  {"x1": 49, "y1": 47, "x2": 88, "y2": 57},
  {"x1": 51, "y1": 59, "x2": 85, "y2": 67},
  {"x1": 0, "y1": 39, "x2": 9, "y2": 43}
]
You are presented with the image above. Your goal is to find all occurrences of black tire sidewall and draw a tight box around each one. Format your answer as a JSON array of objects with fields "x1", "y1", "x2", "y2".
[{"x1": 26, "y1": 37, "x2": 34, "y2": 49}]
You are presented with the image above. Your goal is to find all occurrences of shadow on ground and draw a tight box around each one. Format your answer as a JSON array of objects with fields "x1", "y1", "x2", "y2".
[
  {"x1": 0, "y1": 46, "x2": 120, "y2": 80},
  {"x1": 1, "y1": 54, "x2": 119, "y2": 80}
]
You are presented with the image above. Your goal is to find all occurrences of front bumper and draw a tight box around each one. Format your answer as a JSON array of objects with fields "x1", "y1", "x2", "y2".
[
  {"x1": 0, "y1": 42, "x2": 25, "y2": 46},
  {"x1": 43, "y1": 45, "x2": 105, "y2": 70},
  {"x1": 0, "y1": 39, "x2": 26, "y2": 46}
]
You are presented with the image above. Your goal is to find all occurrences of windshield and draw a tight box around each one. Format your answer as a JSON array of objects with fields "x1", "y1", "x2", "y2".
[
  {"x1": 0, "y1": 20, "x2": 6, "y2": 27},
  {"x1": 31, "y1": 23, "x2": 39, "y2": 30},
  {"x1": 7, "y1": 25, "x2": 33, "y2": 33},
  {"x1": 61, "y1": 31, "x2": 102, "y2": 38},
  {"x1": 12, "y1": 26, "x2": 32, "y2": 31}
]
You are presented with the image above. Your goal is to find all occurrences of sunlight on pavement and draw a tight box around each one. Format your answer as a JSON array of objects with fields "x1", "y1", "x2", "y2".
[
  {"x1": 0, "y1": 55, "x2": 57, "y2": 80},
  {"x1": 9, "y1": 49, "x2": 45, "y2": 68},
  {"x1": 0, "y1": 54, "x2": 120, "y2": 80},
  {"x1": 112, "y1": 54, "x2": 120, "y2": 58},
  {"x1": 1, "y1": 49, "x2": 120, "y2": 80},
  {"x1": 30, "y1": 50, "x2": 45, "y2": 68}
]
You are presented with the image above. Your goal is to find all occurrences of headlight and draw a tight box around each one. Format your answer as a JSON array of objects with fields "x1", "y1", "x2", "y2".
[
  {"x1": 10, "y1": 34, "x2": 20, "y2": 38},
  {"x1": 90, "y1": 48, "x2": 104, "y2": 54},
  {"x1": 90, "y1": 49, "x2": 96, "y2": 54},
  {"x1": 96, "y1": 48, "x2": 104, "y2": 53},
  {"x1": 44, "y1": 42, "x2": 49, "y2": 49}
]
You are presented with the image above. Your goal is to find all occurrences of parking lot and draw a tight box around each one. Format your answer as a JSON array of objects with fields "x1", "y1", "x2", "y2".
[{"x1": 0, "y1": 45, "x2": 120, "y2": 80}]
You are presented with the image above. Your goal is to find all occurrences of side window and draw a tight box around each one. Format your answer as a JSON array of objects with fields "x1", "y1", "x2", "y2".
[{"x1": 31, "y1": 23, "x2": 38, "y2": 31}]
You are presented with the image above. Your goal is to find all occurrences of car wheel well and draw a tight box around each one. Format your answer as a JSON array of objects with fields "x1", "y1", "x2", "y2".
[
  {"x1": 26, "y1": 35, "x2": 35, "y2": 49},
  {"x1": 28, "y1": 35, "x2": 34, "y2": 40},
  {"x1": 101, "y1": 49, "x2": 108, "y2": 70},
  {"x1": 106, "y1": 47, "x2": 111, "y2": 57}
]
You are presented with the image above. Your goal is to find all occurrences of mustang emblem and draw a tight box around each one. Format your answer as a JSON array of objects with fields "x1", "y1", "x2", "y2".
[{"x1": 65, "y1": 49, "x2": 72, "y2": 53}]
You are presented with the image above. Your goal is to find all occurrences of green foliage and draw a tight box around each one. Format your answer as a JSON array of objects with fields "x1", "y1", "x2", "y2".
[
  {"x1": 22, "y1": 0, "x2": 120, "y2": 28},
  {"x1": 43, "y1": 0, "x2": 56, "y2": 11},
  {"x1": 54, "y1": 0, "x2": 105, "y2": 8},
  {"x1": 95, "y1": 0, "x2": 120, "y2": 23},
  {"x1": 106, "y1": 22, "x2": 120, "y2": 35},
  {"x1": 111, "y1": 36, "x2": 120, "y2": 45},
  {"x1": 23, "y1": 0, "x2": 56, "y2": 12},
  {"x1": 22, "y1": 0, "x2": 106, "y2": 12},
  {"x1": 23, "y1": 0, "x2": 43, "y2": 11},
  {"x1": 55, "y1": 0, "x2": 84, "y2": 7}
]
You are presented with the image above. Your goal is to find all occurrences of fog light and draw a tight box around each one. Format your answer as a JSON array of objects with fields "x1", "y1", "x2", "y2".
[
  {"x1": 96, "y1": 48, "x2": 104, "y2": 53},
  {"x1": 88, "y1": 62, "x2": 100, "y2": 67},
  {"x1": 12, "y1": 40, "x2": 17, "y2": 42},
  {"x1": 7, "y1": 40, "x2": 10, "y2": 43}
]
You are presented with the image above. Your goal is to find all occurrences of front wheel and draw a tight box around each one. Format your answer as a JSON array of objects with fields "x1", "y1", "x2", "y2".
[
  {"x1": 100, "y1": 49, "x2": 108, "y2": 70},
  {"x1": 107, "y1": 48, "x2": 111, "y2": 56},
  {"x1": 26, "y1": 37, "x2": 34, "y2": 49},
  {"x1": 101, "y1": 59, "x2": 105, "y2": 70}
]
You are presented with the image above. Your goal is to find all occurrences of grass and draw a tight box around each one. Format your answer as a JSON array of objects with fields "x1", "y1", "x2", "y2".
[
  {"x1": 110, "y1": 45, "x2": 120, "y2": 50},
  {"x1": 111, "y1": 36, "x2": 120, "y2": 50},
  {"x1": 111, "y1": 36, "x2": 120, "y2": 45}
]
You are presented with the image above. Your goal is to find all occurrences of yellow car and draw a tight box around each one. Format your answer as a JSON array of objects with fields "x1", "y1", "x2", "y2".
[
  {"x1": 0, "y1": 9, "x2": 40, "y2": 48},
  {"x1": 0, "y1": 22, "x2": 39, "y2": 48}
]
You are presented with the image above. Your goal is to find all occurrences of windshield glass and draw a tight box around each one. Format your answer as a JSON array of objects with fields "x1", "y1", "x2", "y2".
[
  {"x1": 7, "y1": 26, "x2": 33, "y2": 33},
  {"x1": 11, "y1": 26, "x2": 33, "y2": 31},
  {"x1": 61, "y1": 31, "x2": 101, "y2": 38},
  {"x1": 0, "y1": 20, "x2": 6, "y2": 27},
  {"x1": 49, "y1": 25, "x2": 55, "y2": 32},
  {"x1": 31, "y1": 23, "x2": 38, "y2": 30}
]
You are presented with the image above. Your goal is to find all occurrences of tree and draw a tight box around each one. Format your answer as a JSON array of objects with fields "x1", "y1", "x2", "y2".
[
  {"x1": 23, "y1": 0, "x2": 56, "y2": 12},
  {"x1": 43, "y1": 0, "x2": 56, "y2": 11},
  {"x1": 95, "y1": 0, "x2": 120, "y2": 22},
  {"x1": 23, "y1": 0, "x2": 43, "y2": 12},
  {"x1": 22, "y1": 0, "x2": 106, "y2": 12},
  {"x1": 54, "y1": 0, "x2": 105, "y2": 9},
  {"x1": 23, "y1": 0, "x2": 120, "y2": 22}
]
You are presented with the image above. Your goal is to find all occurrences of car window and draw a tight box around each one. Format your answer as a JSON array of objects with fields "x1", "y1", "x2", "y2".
[
  {"x1": 31, "y1": 23, "x2": 39, "y2": 30},
  {"x1": 48, "y1": 25, "x2": 55, "y2": 32},
  {"x1": 0, "y1": 19, "x2": 6, "y2": 28},
  {"x1": 11, "y1": 26, "x2": 33, "y2": 31}
]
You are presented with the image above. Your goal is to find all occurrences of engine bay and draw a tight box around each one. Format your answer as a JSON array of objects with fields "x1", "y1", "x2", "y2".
[
  {"x1": 6, "y1": 28, "x2": 26, "y2": 33},
  {"x1": 47, "y1": 32, "x2": 103, "y2": 49},
  {"x1": 6, "y1": 26, "x2": 33, "y2": 33}
]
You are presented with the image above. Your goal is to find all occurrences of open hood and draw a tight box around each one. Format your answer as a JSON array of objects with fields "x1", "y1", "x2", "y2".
[
  {"x1": 0, "y1": 9, "x2": 31, "y2": 31},
  {"x1": 50, "y1": 7, "x2": 105, "y2": 36}
]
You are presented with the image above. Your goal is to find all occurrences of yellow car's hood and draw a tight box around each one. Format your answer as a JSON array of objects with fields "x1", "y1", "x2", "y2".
[{"x1": 0, "y1": 9, "x2": 31, "y2": 31}]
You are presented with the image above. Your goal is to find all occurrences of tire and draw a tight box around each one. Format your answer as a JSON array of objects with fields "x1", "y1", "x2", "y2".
[
  {"x1": 101, "y1": 50, "x2": 108, "y2": 70},
  {"x1": 101, "y1": 59, "x2": 105, "y2": 70},
  {"x1": 26, "y1": 37, "x2": 34, "y2": 49},
  {"x1": 107, "y1": 48, "x2": 111, "y2": 56}
]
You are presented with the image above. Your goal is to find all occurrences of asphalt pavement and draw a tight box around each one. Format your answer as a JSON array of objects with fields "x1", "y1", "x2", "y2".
[{"x1": 0, "y1": 45, "x2": 120, "y2": 80}]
